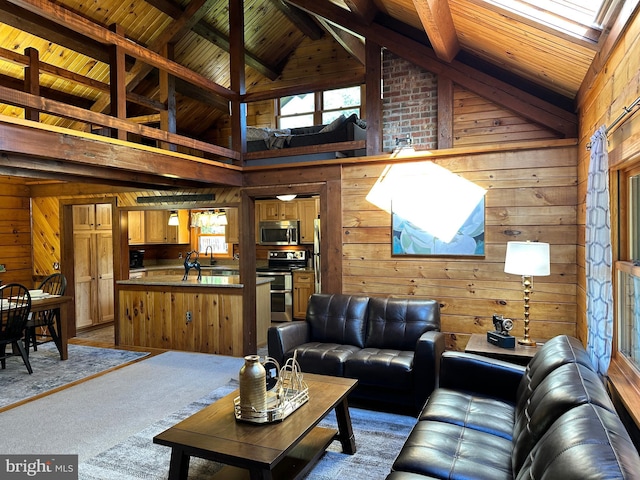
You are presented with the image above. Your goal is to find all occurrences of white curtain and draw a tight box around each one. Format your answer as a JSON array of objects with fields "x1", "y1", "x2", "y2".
[{"x1": 585, "y1": 125, "x2": 613, "y2": 376}]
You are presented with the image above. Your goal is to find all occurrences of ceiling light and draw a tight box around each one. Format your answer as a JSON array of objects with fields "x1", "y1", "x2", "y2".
[
  {"x1": 168, "y1": 211, "x2": 180, "y2": 226},
  {"x1": 276, "y1": 194, "x2": 297, "y2": 201}
]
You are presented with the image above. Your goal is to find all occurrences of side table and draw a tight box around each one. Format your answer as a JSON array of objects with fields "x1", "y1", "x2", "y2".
[{"x1": 465, "y1": 333, "x2": 541, "y2": 365}]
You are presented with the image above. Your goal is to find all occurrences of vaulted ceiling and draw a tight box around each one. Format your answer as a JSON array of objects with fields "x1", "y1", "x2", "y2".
[{"x1": 0, "y1": 0, "x2": 632, "y2": 153}]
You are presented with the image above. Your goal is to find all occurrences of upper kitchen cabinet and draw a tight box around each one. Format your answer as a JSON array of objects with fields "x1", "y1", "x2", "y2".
[
  {"x1": 128, "y1": 211, "x2": 145, "y2": 244},
  {"x1": 257, "y1": 200, "x2": 298, "y2": 221},
  {"x1": 131, "y1": 210, "x2": 190, "y2": 245},
  {"x1": 225, "y1": 208, "x2": 239, "y2": 245},
  {"x1": 72, "y1": 204, "x2": 112, "y2": 231},
  {"x1": 298, "y1": 197, "x2": 319, "y2": 244}
]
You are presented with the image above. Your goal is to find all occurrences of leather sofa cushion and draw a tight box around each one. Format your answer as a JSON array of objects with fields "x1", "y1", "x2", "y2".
[
  {"x1": 419, "y1": 389, "x2": 515, "y2": 440},
  {"x1": 344, "y1": 348, "x2": 414, "y2": 389},
  {"x1": 511, "y1": 362, "x2": 617, "y2": 474},
  {"x1": 391, "y1": 420, "x2": 513, "y2": 480},
  {"x1": 515, "y1": 335, "x2": 594, "y2": 412},
  {"x1": 515, "y1": 403, "x2": 640, "y2": 480},
  {"x1": 366, "y1": 297, "x2": 440, "y2": 350},
  {"x1": 285, "y1": 342, "x2": 360, "y2": 376},
  {"x1": 306, "y1": 294, "x2": 369, "y2": 348}
]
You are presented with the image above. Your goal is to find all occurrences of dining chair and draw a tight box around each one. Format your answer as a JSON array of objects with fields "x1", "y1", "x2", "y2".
[
  {"x1": 0, "y1": 283, "x2": 32, "y2": 374},
  {"x1": 24, "y1": 273, "x2": 67, "y2": 358}
]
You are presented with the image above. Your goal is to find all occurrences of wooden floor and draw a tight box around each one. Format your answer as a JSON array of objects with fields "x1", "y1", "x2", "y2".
[{"x1": 74, "y1": 324, "x2": 116, "y2": 346}]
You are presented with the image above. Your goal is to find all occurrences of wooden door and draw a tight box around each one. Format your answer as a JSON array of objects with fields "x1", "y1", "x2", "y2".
[
  {"x1": 96, "y1": 232, "x2": 114, "y2": 324},
  {"x1": 74, "y1": 232, "x2": 96, "y2": 328}
]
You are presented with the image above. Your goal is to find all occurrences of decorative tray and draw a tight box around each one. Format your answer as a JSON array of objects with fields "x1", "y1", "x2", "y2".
[
  {"x1": 234, "y1": 355, "x2": 308, "y2": 424},
  {"x1": 233, "y1": 383, "x2": 309, "y2": 423}
]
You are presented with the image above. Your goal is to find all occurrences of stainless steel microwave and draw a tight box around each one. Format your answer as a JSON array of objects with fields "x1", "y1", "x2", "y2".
[{"x1": 259, "y1": 220, "x2": 299, "y2": 245}]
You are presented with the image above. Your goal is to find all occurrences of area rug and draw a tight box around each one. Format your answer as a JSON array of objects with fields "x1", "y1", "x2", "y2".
[
  {"x1": 79, "y1": 380, "x2": 415, "y2": 480},
  {"x1": 0, "y1": 343, "x2": 149, "y2": 409}
]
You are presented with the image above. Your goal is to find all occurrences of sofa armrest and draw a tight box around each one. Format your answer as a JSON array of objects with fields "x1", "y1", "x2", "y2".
[
  {"x1": 414, "y1": 331, "x2": 446, "y2": 409},
  {"x1": 439, "y1": 351, "x2": 526, "y2": 404},
  {"x1": 267, "y1": 321, "x2": 310, "y2": 366}
]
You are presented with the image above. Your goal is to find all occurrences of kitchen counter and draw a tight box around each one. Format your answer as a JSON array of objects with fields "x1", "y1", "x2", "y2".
[
  {"x1": 117, "y1": 275, "x2": 272, "y2": 356},
  {"x1": 117, "y1": 275, "x2": 272, "y2": 288}
]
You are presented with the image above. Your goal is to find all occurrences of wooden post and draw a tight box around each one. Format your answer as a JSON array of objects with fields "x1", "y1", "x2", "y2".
[
  {"x1": 229, "y1": 0, "x2": 246, "y2": 166},
  {"x1": 109, "y1": 24, "x2": 127, "y2": 141},
  {"x1": 160, "y1": 43, "x2": 177, "y2": 151},
  {"x1": 365, "y1": 40, "x2": 382, "y2": 155},
  {"x1": 438, "y1": 76, "x2": 454, "y2": 149},
  {"x1": 24, "y1": 47, "x2": 40, "y2": 122}
]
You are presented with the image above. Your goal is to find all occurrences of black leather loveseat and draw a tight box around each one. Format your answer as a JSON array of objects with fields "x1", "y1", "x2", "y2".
[
  {"x1": 268, "y1": 293, "x2": 444, "y2": 414},
  {"x1": 387, "y1": 335, "x2": 640, "y2": 480}
]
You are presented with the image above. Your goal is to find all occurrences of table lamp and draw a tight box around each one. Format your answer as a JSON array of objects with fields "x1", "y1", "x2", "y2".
[{"x1": 504, "y1": 241, "x2": 550, "y2": 346}]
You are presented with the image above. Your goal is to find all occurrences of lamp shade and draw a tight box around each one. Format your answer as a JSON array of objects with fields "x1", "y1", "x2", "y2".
[
  {"x1": 504, "y1": 241, "x2": 550, "y2": 276},
  {"x1": 168, "y1": 211, "x2": 179, "y2": 226}
]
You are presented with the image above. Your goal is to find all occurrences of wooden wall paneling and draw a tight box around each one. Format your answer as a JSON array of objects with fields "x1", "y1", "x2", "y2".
[
  {"x1": 453, "y1": 86, "x2": 561, "y2": 147},
  {"x1": 0, "y1": 177, "x2": 32, "y2": 286},
  {"x1": 341, "y1": 144, "x2": 578, "y2": 350}
]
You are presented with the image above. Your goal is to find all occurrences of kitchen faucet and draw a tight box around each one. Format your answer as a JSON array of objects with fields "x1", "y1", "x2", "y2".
[{"x1": 204, "y1": 245, "x2": 216, "y2": 265}]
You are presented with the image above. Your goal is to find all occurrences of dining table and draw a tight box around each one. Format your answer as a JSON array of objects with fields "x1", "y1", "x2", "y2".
[{"x1": 29, "y1": 295, "x2": 73, "y2": 360}]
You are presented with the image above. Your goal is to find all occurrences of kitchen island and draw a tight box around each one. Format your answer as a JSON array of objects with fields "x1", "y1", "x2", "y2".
[{"x1": 116, "y1": 275, "x2": 272, "y2": 356}]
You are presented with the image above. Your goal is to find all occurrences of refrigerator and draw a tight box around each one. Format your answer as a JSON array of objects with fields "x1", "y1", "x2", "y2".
[{"x1": 313, "y1": 217, "x2": 321, "y2": 293}]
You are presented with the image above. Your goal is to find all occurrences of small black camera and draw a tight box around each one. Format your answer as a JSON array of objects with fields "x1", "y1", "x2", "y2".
[{"x1": 492, "y1": 314, "x2": 514, "y2": 335}]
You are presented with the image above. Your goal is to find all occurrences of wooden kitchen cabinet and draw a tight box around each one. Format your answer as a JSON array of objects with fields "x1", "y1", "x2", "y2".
[
  {"x1": 293, "y1": 269, "x2": 314, "y2": 319},
  {"x1": 128, "y1": 211, "x2": 145, "y2": 244},
  {"x1": 257, "y1": 200, "x2": 298, "y2": 221},
  {"x1": 142, "y1": 210, "x2": 190, "y2": 244},
  {"x1": 225, "y1": 208, "x2": 239, "y2": 244},
  {"x1": 73, "y1": 203, "x2": 114, "y2": 329},
  {"x1": 298, "y1": 197, "x2": 319, "y2": 244}
]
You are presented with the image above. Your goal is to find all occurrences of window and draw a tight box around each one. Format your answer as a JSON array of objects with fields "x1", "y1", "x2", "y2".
[
  {"x1": 482, "y1": 0, "x2": 620, "y2": 42},
  {"x1": 191, "y1": 210, "x2": 230, "y2": 257},
  {"x1": 277, "y1": 86, "x2": 362, "y2": 129},
  {"x1": 616, "y1": 170, "x2": 640, "y2": 374}
]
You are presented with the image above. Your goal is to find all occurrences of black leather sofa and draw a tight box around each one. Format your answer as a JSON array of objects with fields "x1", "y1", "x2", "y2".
[
  {"x1": 387, "y1": 335, "x2": 640, "y2": 480},
  {"x1": 267, "y1": 293, "x2": 444, "y2": 414}
]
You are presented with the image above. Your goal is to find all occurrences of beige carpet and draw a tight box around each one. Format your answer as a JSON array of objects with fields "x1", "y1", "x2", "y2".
[{"x1": 0, "y1": 350, "x2": 245, "y2": 461}]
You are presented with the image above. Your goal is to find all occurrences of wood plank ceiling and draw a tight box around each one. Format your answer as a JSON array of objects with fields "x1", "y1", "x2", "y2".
[{"x1": 0, "y1": 0, "x2": 627, "y2": 160}]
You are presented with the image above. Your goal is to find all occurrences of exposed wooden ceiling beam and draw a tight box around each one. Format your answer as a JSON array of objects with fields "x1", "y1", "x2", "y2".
[
  {"x1": 0, "y1": 0, "x2": 110, "y2": 64},
  {"x1": 317, "y1": 19, "x2": 365, "y2": 65},
  {"x1": 126, "y1": 0, "x2": 217, "y2": 93},
  {"x1": 344, "y1": 0, "x2": 377, "y2": 24},
  {"x1": 286, "y1": 0, "x2": 576, "y2": 137},
  {"x1": 270, "y1": 0, "x2": 325, "y2": 40},
  {"x1": 412, "y1": 0, "x2": 460, "y2": 63},
  {"x1": 5, "y1": 0, "x2": 236, "y2": 101},
  {"x1": 146, "y1": 0, "x2": 281, "y2": 80}
]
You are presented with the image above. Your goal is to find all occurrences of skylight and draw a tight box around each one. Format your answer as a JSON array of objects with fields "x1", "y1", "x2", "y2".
[{"x1": 484, "y1": 0, "x2": 618, "y2": 41}]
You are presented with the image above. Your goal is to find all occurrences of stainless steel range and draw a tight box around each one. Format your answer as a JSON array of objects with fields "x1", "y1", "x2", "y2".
[{"x1": 257, "y1": 250, "x2": 308, "y2": 322}]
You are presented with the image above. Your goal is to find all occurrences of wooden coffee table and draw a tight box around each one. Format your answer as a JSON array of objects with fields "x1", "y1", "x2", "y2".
[{"x1": 153, "y1": 373, "x2": 358, "y2": 480}]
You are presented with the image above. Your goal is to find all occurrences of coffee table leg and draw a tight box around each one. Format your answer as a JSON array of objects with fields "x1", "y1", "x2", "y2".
[
  {"x1": 168, "y1": 447, "x2": 190, "y2": 480},
  {"x1": 334, "y1": 397, "x2": 356, "y2": 454},
  {"x1": 249, "y1": 468, "x2": 273, "y2": 480}
]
